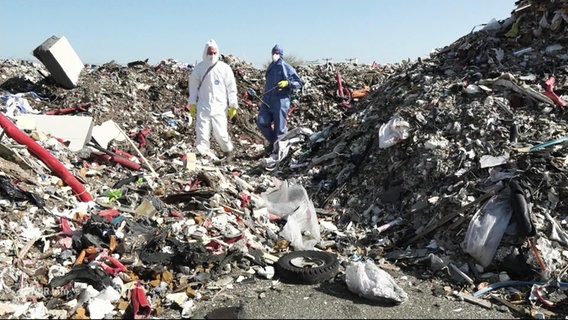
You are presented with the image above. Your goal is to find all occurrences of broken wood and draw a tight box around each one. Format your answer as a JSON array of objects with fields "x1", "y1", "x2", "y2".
[{"x1": 454, "y1": 291, "x2": 492, "y2": 309}]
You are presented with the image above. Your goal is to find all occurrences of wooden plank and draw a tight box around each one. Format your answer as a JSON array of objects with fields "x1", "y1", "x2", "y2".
[{"x1": 454, "y1": 291, "x2": 492, "y2": 309}]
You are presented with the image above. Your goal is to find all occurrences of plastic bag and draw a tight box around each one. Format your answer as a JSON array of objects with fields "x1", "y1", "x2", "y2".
[
  {"x1": 261, "y1": 127, "x2": 313, "y2": 171},
  {"x1": 481, "y1": 18, "x2": 503, "y2": 31},
  {"x1": 462, "y1": 191, "x2": 512, "y2": 267},
  {"x1": 345, "y1": 261, "x2": 408, "y2": 304},
  {"x1": 378, "y1": 116, "x2": 410, "y2": 149},
  {"x1": 264, "y1": 180, "x2": 306, "y2": 218},
  {"x1": 262, "y1": 180, "x2": 320, "y2": 250}
]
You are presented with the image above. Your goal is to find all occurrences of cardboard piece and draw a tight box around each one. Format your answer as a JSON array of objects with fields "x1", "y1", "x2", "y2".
[
  {"x1": 33, "y1": 35, "x2": 84, "y2": 89},
  {"x1": 185, "y1": 152, "x2": 196, "y2": 171},
  {"x1": 14, "y1": 114, "x2": 93, "y2": 152},
  {"x1": 91, "y1": 120, "x2": 127, "y2": 149}
]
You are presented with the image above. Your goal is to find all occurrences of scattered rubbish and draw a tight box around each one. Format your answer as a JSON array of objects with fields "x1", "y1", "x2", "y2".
[
  {"x1": 0, "y1": 112, "x2": 93, "y2": 202},
  {"x1": 2, "y1": 1, "x2": 568, "y2": 317}
]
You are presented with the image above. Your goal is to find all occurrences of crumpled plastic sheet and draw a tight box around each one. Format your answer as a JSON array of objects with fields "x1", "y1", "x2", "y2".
[
  {"x1": 345, "y1": 260, "x2": 408, "y2": 304},
  {"x1": 543, "y1": 209, "x2": 568, "y2": 246},
  {"x1": 261, "y1": 127, "x2": 313, "y2": 169},
  {"x1": 462, "y1": 188, "x2": 512, "y2": 267},
  {"x1": 262, "y1": 180, "x2": 321, "y2": 250},
  {"x1": 378, "y1": 115, "x2": 410, "y2": 149},
  {"x1": 0, "y1": 93, "x2": 41, "y2": 118}
]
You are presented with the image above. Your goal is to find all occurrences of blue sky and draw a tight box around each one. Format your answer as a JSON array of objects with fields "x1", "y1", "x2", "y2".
[{"x1": 1, "y1": 0, "x2": 515, "y2": 68}]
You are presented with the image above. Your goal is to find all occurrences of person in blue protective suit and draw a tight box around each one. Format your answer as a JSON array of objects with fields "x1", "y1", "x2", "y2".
[
  {"x1": 187, "y1": 39, "x2": 238, "y2": 163},
  {"x1": 256, "y1": 44, "x2": 303, "y2": 154}
]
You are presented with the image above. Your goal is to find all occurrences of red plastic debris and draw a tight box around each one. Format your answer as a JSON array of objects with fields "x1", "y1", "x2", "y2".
[
  {"x1": 46, "y1": 103, "x2": 91, "y2": 115},
  {"x1": 111, "y1": 148, "x2": 137, "y2": 160},
  {"x1": 268, "y1": 213, "x2": 282, "y2": 221},
  {"x1": 287, "y1": 104, "x2": 298, "y2": 117},
  {"x1": 542, "y1": 77, "x2": 566, "y2": 108},
  {"x1": 130, "y1": 282, "x2": 152, "y2": 319},
  {"x1": 97, "y1": 253, "x2": 127, "y2": 276},
  {"x1": 169, "y1": 210, "x2": 183, "y2": 218},
  {"x1": 224, "y1": 233, "x2": 245, "y2": 244},
  {"x1": 59, "y1": 217, "x2": 74, "y2": 236},
  {"x1": 205, "y1": 239, "x2": 226, "y2": 254},
  {"x1": 97, "y1": 208, "x2": 120, "y2": 222},
  {"x1": 85, "y1": 249, "x2": 127, "y2": 276},
  {"x1": 131, "y1": 128, "x2": 152, "y2": 148},
  {"x1": 187, "y1": 178, "x2": 202, "y2": 191},
  {"x1": 239, "y1": 193, "x2": 251, "y2": 208},
  {"x1": 91, "y1": 152, "x2": 142, "y2": 171}
]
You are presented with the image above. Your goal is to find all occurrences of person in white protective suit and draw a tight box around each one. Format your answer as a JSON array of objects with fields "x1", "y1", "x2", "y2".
[{"x1": 187, "y1": 39, "x2": 238, "y2": 163}]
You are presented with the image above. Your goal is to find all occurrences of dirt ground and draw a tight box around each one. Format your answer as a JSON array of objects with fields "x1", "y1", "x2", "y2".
[{"x1": 186, "y1": 272, "x2": 519, "y2": 319}]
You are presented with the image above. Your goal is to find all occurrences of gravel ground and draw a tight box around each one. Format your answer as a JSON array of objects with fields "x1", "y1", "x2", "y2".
[{"x1": 182, "y1": 273, "x2": 520, "y2": 319}]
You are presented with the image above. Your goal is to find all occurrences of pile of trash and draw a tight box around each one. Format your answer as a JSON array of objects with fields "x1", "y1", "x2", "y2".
[{"x1": 1, "y1": 0, "x2": 568, "y2": 318}]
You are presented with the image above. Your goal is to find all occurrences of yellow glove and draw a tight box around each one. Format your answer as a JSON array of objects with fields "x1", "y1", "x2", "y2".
[
  {"x1": 228, "y1": 106, "x2": 237, "y2": 120},
  {"x1": 277, "y1": 80, "x2": 289, "y2": 88},
  {"x1": 188, "y1": 104, "x2": 196, "y2": 117}
]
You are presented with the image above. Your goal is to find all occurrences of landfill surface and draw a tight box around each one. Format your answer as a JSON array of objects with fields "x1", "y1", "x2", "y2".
[{"x1": 1, "y1": 0, "x2": 568, "y2": 319}]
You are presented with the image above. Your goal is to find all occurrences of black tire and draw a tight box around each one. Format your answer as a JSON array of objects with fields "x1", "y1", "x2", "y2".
[{"x1": 275, "y1": 251, "x2": 339, "y2": 284}]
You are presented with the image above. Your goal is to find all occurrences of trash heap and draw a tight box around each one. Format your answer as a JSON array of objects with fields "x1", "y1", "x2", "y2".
[{"x1": 1, "y1": 0, "x2": 568, "y2": 318}]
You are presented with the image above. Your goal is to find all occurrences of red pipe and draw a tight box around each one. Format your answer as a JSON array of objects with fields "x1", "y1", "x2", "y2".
[
  {"x1": 91, "y1": 152, "x2": 142, "y2": 171},
  {"x1": 0, "y1": 113, "x2": 93, "y2": 202},
  {"x1": 46, "y1": 103, "x2": 91, "y2": 115},
  {"x1": 111, "y1": 148, "x2": 136, "y2": 159}
]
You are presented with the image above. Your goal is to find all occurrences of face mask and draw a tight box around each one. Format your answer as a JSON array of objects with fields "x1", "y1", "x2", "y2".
[
  {"x1": 208, "y1": 54, "x2": 219, "y2": 64},
  {"x1": 272, "y1": 54, "x2": 280, "y2": 62}
]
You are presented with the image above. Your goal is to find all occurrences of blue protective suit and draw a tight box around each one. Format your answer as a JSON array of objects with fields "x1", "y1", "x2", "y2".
[{"x1": 256, "y1": 56, "x2": 303, "y2": 145}]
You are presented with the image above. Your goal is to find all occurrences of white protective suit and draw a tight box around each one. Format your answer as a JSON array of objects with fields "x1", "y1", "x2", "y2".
[{"x1": 188, "y1": 39, "x2": 238, "y2": 155}]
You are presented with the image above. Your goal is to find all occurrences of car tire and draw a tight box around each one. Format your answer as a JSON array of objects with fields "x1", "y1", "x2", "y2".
[{"x1": 275, "y1": 250, "x2": 339, "y2": 284}]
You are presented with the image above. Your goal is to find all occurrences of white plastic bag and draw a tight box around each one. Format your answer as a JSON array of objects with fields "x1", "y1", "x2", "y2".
[
  {"x1": 260, "y1": 127, "x2": 313, "y2": 170},
  {"x1": 345, "y1": 261, "x2": 408, "y2": 304},
  {"x1": 378, "y1": 116, "x2": 410, "y2": 149},
  {"x1": 264, "y1": 180, "x2": 306, "y2": 218},
  {"x1": 262, "y1": 180, "x2": 321, "y2": 250},
  {"x1": 462, "y1": 191, "x2": 512, "y2": 267},
  {"x1": 481, "y1": 18, "x2": 503, "y2": 31}
]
